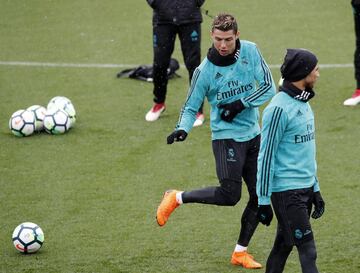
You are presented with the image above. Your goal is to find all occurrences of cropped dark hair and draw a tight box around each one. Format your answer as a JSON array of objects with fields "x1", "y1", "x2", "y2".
[{"x1": 212, "y1": 13, "x2": 238, "y2": 33}]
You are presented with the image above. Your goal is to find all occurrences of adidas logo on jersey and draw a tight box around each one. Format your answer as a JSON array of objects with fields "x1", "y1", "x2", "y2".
[
  {"x1": 241, "y1": 58, "x2": 248, "y2": 65},
  {"x1": 296, "y1": 110, "x2": 303, "y2": 117},
  {"x1": 215, "y1": 72, "x2": 223, "y2": 80}
]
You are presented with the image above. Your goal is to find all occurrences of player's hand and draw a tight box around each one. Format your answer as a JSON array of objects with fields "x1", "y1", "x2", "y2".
[
  {"x1": 311, "y1": 191, "x2": 325, "y2": 219},
  {"x1": 167, "y1": 130, "x2": 188, "y2": 144},
  {"x1": 218, "y1": 99, "x2": 245, "y2": 122},
  {"x1": 257, "y1": 205, "x2": 273, "y2": 226}
]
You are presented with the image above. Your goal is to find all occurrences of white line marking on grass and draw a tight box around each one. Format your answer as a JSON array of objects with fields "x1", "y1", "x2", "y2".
[
  {"x1": 0, "y1": 61, "x2": 354, "y2": 69},
  {"x1": 0, "y1": 61, "x2": 135, "y2": 68}
]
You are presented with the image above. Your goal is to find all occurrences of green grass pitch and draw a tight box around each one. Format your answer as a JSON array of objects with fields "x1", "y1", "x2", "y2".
[{"x1": 1, "y1": 0, "x2": 360, "y2": 272}]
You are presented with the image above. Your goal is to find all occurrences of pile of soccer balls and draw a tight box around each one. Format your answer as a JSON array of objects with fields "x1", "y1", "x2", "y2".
[{"x1": 9, "y1": 96, "x2": 76, "y2": 137}]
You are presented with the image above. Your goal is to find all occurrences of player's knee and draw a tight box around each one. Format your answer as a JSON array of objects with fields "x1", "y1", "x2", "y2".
[
  {"x1": 225, "y1": 194, "x2": 240, "y2": 206},
  {"x1": 298, "y1": 240, "x2": 317, "y2": 263},
  {"x1": 219, "y1": 179, "x2": 241, "y2": 206}
]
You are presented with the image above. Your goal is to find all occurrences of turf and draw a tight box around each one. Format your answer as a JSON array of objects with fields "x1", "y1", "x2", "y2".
[{"x1": 1, "y1": 1, "x2": 359, "y2": 272}]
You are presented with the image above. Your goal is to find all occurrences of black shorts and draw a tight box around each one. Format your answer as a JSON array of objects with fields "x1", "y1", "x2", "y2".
[
  {"x1": 212, "y1": 135, "x2": 260, "y2": 193},
  {"x1": 271, "y1": 187, "x2": 315, "y2": 246}
]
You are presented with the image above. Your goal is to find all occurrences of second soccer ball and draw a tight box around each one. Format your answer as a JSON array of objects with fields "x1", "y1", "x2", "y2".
[{"x1": 43, "y1": 108, "x2": 71, "y2": 135}]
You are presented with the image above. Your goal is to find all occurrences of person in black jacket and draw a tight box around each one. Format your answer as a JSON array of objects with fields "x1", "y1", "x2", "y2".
[
  {"x1": 145, "y1": 0, "x2": 206, "y2": 127},
  {"x1": 344, "y1": 0, "x2": 360, "y2": 106}
]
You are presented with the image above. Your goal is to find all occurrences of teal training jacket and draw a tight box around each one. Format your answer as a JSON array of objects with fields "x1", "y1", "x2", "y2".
[
  {"x1": 175, "y1": 40, "x2": 276, "y2": 141},
  {"x1": 257, "y1": 91, "x2": 320, "y2": 206}
]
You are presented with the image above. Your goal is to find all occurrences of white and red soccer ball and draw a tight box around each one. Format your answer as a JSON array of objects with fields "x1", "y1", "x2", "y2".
[
  {"x1": 8, "y1": 109, "x2": 36, "y2": 137},
  {"x1": 12, "y1": 222, "x2": 44, "y2": 254}
]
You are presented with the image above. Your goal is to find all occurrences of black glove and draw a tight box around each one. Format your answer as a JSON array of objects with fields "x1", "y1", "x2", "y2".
[
  {"x1": 257, "y1": 205, "x2": 273, "y2": 226},
  {"x1": 167, "y1": 130, "x2": 188, "y2": 144},
  {"x1": 219, "y1": 99, "x2": 245, "y2": 122},
  {"x1": 311, "y1": 191, "x2": 325, "y2": 219}
]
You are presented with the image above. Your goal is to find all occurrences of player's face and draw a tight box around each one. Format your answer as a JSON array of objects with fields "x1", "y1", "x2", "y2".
[
  {"x1": 211, "y1": 29, "x2": 239, "y2": 56},
  {"x1": 304, "y1": 65, "x2": 320, "y2": 89}
]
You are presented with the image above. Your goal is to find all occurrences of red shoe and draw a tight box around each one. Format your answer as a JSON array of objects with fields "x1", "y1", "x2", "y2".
[
  {"x1": 145, "y1": 103, "x2": 166, "y2": 121},
  {"x1": 344, "y1": 89, "x2": 360, "y2": 106}
]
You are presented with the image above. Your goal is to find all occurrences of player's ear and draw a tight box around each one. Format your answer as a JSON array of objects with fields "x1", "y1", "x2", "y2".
[
  {"x1": 210, "y1": 30, "x2": 217, "y2": 42},
  {"x1": 235, "y1": 31, "x2": 240, "y2": 39}
]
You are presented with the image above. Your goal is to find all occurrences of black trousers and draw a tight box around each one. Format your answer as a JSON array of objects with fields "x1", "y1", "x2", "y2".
[
  {"x1": 182, "y1": 136, "x2": 260, "y2": 246},
  {"x1": 152, "y1": 23, "x2": 203, "y2": 112},
  {"x1": 353, "y1": 3, "x2": 360, "y2": 88},
  {"x1": 266, "y1": 188, "x2": 318, "y2": 273}
]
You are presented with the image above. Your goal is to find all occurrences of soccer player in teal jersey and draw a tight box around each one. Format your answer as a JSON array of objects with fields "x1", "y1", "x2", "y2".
[
  {"x1": 156, "y1": 13, "x2": 276, "y2": 269},
  {"x1": 256, "y1": 49, "x2": 325, "y2": 273}
]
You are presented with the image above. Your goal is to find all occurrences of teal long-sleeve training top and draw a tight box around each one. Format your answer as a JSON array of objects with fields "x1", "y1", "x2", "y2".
[
  {"x1": 175, "y1": 40, "x2": 276, "y2": 141},
  {"x1": 257, "y1": 88, "x2": 320, "y2": 206}
]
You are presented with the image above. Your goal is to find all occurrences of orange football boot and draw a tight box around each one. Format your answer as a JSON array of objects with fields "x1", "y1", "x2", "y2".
[
  {"x1": 156, "y1": 190, "x2": 180, "y2": 226},
  {"x1": 231, "y1": 251, "x2": 262, "y2": 269}
]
